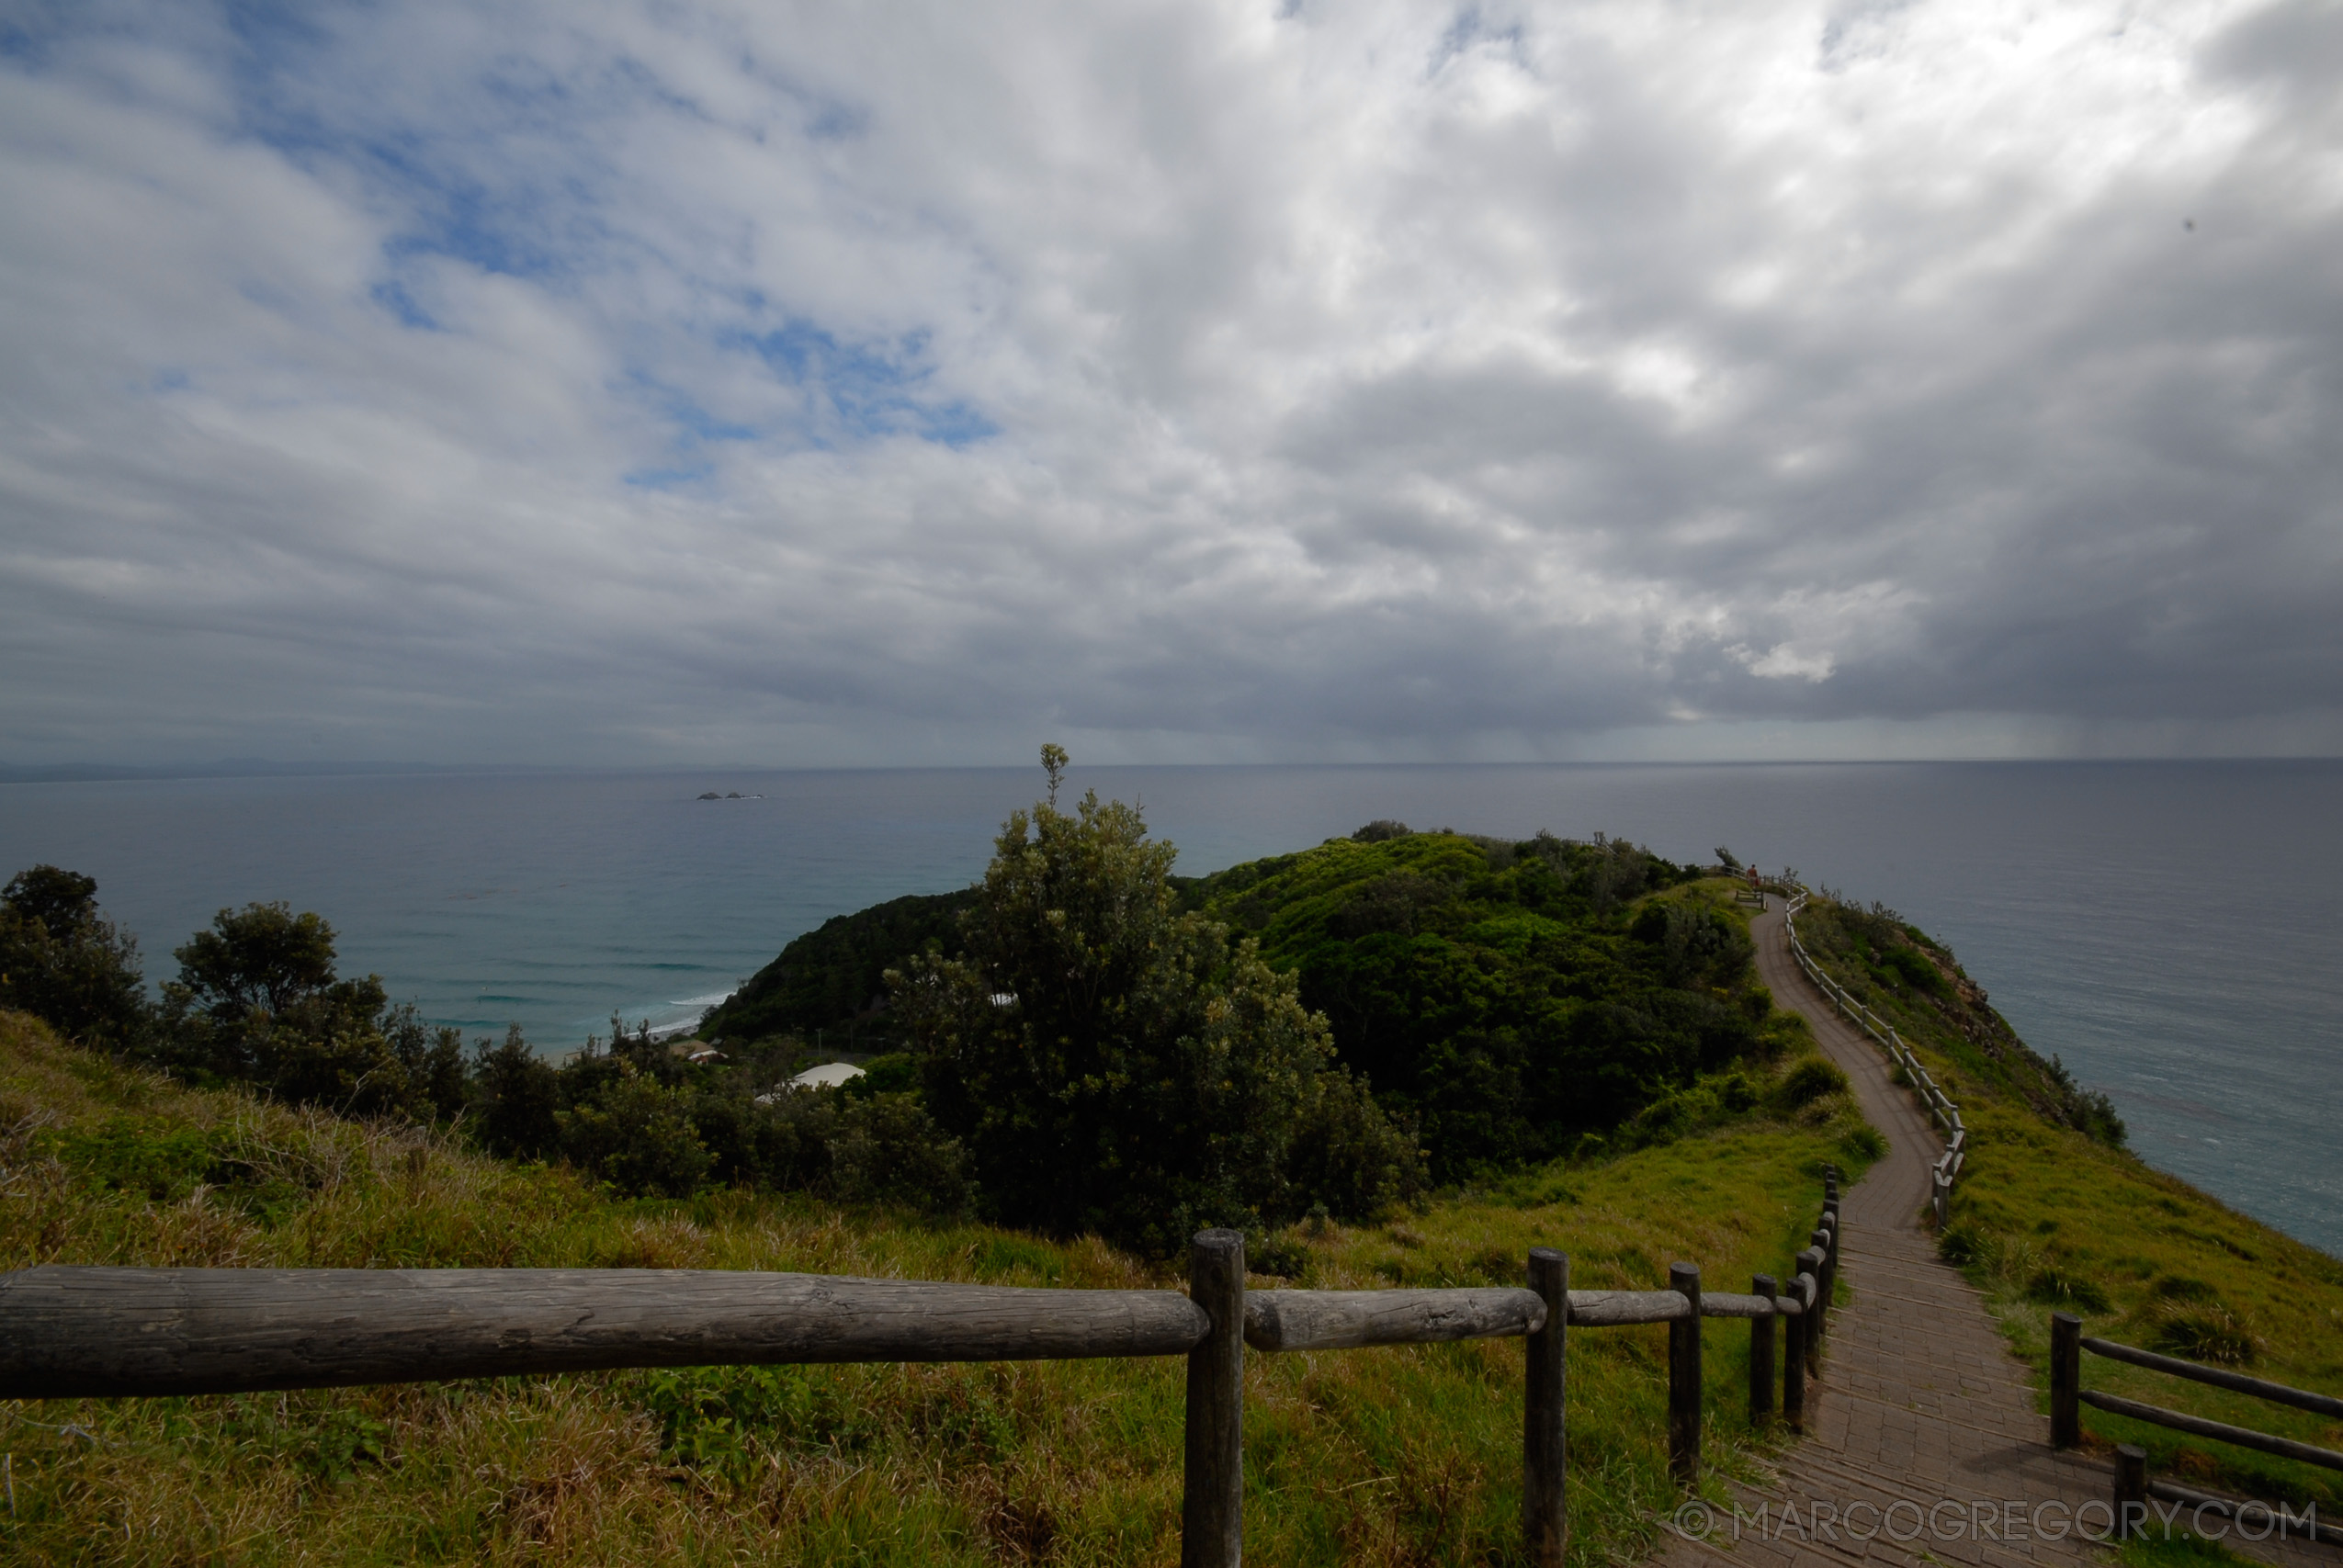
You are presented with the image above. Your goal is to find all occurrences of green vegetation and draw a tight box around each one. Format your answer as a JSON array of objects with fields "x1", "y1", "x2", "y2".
[
  {"x1": 0, "y1": 757, "x2": 1799, "y2": 1254},
  {"x1": 151, "y1": 899, "x2": 469, "y2": 1124},
  {"x1": 0, "y1": 1007, "x2": 1872, "y2": 1566},
  {"x1": 0, "y1": 865, "x2": 147, "y2": 1055},
  {"x1": 717, "y1": 804, "x2": 1806, "y2": 1220},
  {"x1": 1186, "y1": 829, "x2": 1789, "y2": 1179},
  {"x1": 9, "y1": 754, "x2": 1797, "y2": 1248},
  {"x1": 0, "y1": 748, "x2": 1893, "y2": 1563},
  {"x1": 701, "y1": 886, "x2": 979, "y2": 1053},
  {"x1": 889, "y1": 783, "x2": 1416, "y2": 1254},
  {"x1": 0, "y1": 873, "x2": 979, "y2": 1217},
  {"x1": 1792, "y1": 895, "x2": 2343, "y2": 1520}
]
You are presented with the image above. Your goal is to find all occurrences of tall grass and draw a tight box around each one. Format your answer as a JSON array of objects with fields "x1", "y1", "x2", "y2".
[{"x1": 0, "y1": 1008, "x2": 1874, "y2": 1565}]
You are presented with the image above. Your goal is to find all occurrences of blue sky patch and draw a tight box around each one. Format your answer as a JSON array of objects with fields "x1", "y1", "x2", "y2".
[
  {"x1": 741, "y1": 321, "x2": 996, "y2": 448},
  {"x1": 370, "y1": 279, "x2": 437, "y2": 331}
]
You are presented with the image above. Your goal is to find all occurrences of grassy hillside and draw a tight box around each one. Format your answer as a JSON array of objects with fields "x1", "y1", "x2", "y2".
[
  {"x1": 1791, "y1": 897, "x2": 2343, "y2": 1518},
  {"x1": 0, "y1": 1006, "x2": 1873, "y2": 1567}
]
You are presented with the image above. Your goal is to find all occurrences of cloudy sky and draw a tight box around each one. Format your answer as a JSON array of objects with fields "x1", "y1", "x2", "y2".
[{"x1": 2, "y1": 0, "x2": 2338, "y2": 766}]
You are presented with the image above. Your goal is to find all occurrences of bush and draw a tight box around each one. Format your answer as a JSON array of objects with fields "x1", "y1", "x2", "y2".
[
  {"x1": 1839, "y1": 1123, "x2": 1887, "y2": 1163},
  {"x1": 47, "y1": 1119, "x2": 220, "y2": 1202},
  {"x1": 640, "y1": 1364, "x2": 856, "y2": 1478},
  {"x1": 132, "y1": 899, "x2": 468, "y2": 1123},
  {"x1": 687, "y1": 1080, "x2": 971, "y2": 1213},
  {"x1": 1629, "y1": 901, "x2": 1755, "y2": 991},
  {"x1": 823, "y1": 1092, "x2": 972, "y2": 1212},
  {"x1": 1881, "y1": 945, "x2": 1950, "y2": 998},
  {"x1": 0, "y1": 865, "x2": 149, "y2": 1052},
  {"x1": 470, "y1": 1025, "x2": 560, "y2": 1158},
  {"x1": 1772, "y1": 1057, "x2": 1851, "y2": 1112},
  {"x1": 1250, "y1": 1235, "x2": 1311, "y2": 1279},
  {"x1": 839, "y1": 1052, "x2": 919, "y2": 1100},
  {"x1": 1284, "y1": 1065, "x2": 1422, "y2": 1222},
  {"x1": 559, "y1": 1069, "x2": 712, "y2": 1198}
]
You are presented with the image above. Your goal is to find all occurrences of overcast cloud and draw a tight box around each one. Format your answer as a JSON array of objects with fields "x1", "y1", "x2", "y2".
[{"x1": 2, "y1": 0, "x2": 2338, "y2": 765}]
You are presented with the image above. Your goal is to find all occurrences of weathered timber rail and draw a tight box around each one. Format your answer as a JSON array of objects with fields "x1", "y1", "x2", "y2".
[
  {"x1": 1, "y1": 1183, "x2": 1844, "y2": 1568},
  {"x1": 1781, "y1": 886, "x2": 1968, "y2": 1225},
  {"x1": 0, "y1": 1268, "x2": 1211, "y2": 1396},
  {"x1": 2053, "y1": 1312, "x2": 2343, "y2": 1545}
]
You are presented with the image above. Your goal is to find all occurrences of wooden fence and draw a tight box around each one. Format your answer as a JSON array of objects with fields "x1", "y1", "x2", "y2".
[
  {"x1": 0, "y1": 1181, "x2": 1842, "y2": 1568},
  {"x1": 2051, "y1": 1313, "x2": 2343, "y2": 1545},
  {"x1": 1779, "y1": 887, "x2": 1967, "y2": 1225}
]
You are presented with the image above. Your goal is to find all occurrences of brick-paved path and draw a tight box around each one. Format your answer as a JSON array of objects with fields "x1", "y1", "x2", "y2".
[{"x1": 1651, "y1": 903, "x2": 2323, "y2": 1568}]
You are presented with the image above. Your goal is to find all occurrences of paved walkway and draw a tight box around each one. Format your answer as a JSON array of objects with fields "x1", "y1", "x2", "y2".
[{"x1": 1654, "y1": 904, "x2": 2326, "y2": 1568}]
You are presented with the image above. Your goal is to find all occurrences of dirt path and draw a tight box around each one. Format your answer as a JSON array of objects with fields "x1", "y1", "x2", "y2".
[{"x1": 1650, "y1": 904, "x2": 2134, "y2": 1568}]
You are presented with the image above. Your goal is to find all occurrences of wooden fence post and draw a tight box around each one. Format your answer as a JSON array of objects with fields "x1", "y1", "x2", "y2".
[
  {"x1": 1809, "y1": 1229, "x2": 1833, "y2": 1345},
  {"x1": 1798, "y1": 1247, "x2": 1826, "y2": 1360},
  {"x1": 2115, "y1": 1443, "x2": 2148, "y2": 1540},
  {"x1": 1669, "y1": 1262, "x2": 1701, "y2": 1484},
  {"x1": 1782, "y1": 1294, "x2": 1806, "y2": 1432},
  {"x1": 1819, "y1": 1206, "x2": 1839, "y2": 1327},
  {"x1": 1749, "y1": 1274, "x2": 1778, "y2": 1428},
  {"x1": 1524, "y1": 1248, "x2": 1568, "y2": 1567},
  {"x1": 1183, "y1": 1229, "x2": 1245, "y2": 1568},
  {"x1": 2050, "y1": 1312, "x2": 2081, "y2": 1448}
]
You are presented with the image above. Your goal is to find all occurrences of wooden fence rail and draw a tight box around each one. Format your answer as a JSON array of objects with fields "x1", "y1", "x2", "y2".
[
  {"x1": 2052, "y1": 1312, "x2": 2343, "y2": 1545},
  {"x1": 1, "y1": 1187, "x2": 1842, "y2": 1568},
  {"x1": 1779, "y1": 886, "x2": 1967, "y2": 1225},
  {"x1": 0, "y1": 1267, "x2": 1212, "y2": 1397}
]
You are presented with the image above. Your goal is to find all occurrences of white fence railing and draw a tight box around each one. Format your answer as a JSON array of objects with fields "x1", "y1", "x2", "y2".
[{"x1": 1779, "y1": 888, "x2": 1966, "y2": 1226}]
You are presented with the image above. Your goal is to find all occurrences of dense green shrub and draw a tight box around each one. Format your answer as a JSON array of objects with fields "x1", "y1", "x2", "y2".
[
  {"x1": 558, "y1": 1069, "x2": 713, "y2": 1198},
  {"x1": 1772, "y1": 1056, "x2": 1851, "y2": 1112},
  {"x1": 123, "y1": 900, "x2": 468, "y2": 1123},
  {"x1": 891, "y1": 759, "x2": 1423, "y2": 1253},
  {"x1": 1880, "y1": 944, "x2": 1950, "y2": 998},
  {"x1": 0, "y1": 865, "x2": 150, "y2": 1052},
  {"x1": 821, "y1": 1091, "x2": 972, "y2": 1211},
  {"x1": 469, "y1": 1024, "x2": 561, "y2": 1157},
  {"x1": 1194, "y1": 835, "x2": 1761, "y2": 1179}
]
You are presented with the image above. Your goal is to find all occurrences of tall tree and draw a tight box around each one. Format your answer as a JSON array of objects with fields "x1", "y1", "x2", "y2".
[
  {"x1": 170, "y1": 902, "x2": 339, "y2": 1021},
  {"x1": 891, "y1": 747, "x2": 1417, "y2": 1252},
  {"x1": 157, "y1": 901, "x2": 433, "y2": 1120}
]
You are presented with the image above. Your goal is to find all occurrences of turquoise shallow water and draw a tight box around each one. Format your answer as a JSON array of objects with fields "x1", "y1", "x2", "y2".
[{"x1": 2, "y1": 760, "x2": 2337, "y2": 1254}]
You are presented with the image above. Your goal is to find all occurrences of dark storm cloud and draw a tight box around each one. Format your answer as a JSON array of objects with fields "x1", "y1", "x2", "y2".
[{"x1": 1, "y1": 0, "x2": 2337, "y2": 764}]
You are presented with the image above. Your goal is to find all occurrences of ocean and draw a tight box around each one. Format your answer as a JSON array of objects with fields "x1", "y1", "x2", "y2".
[{"x1": 3, "y1": 760, "x2": 2337, "y2": 1255}]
